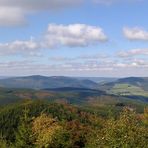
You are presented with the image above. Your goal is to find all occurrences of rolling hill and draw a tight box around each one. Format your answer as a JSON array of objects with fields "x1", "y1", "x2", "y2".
[
  {"x1": 116, "y1": 77, "x2": 148, "y2": 90},
  {"x1": 0, "y1": 76, "x2": 147, "y2": 106},
  {"x1": 0, "y1": 75, "x2": 98, "y2": 90},
  {"x1": 0, "y1": 87, "x2": 108, "y2": 106},
  {"x1": 100, "y1": 77, "x2": 148, "y2": 101},
  {"x1": 0, "y1": 86, "x2": 147, "y2": 115}
]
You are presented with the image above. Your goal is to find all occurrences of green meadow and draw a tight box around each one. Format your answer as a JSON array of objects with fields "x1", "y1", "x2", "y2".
[{"x1": 109, "y1": 84, "x2": 148, "y2": 97}]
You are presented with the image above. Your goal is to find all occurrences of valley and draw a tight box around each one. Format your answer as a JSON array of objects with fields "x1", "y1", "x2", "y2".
[{"x1": 0, "y1": 76, "x2": 147, "y2": 147}]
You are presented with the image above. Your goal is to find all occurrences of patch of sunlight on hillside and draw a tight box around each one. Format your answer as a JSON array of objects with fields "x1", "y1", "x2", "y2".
[{"x1": 109, "y1": 84, "x2": 148, "y2": 97}]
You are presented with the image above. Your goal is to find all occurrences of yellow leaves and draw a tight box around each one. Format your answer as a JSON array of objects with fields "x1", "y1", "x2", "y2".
[
  {"x1": 87, "y1": 107, "x2": 148, "y2": 148},
  {"x1": 143, "y1": 107, "x2": 148, "y2": 126},
  {"x1": 32, "y1": 114, "x2": 62, "y2": 147}
]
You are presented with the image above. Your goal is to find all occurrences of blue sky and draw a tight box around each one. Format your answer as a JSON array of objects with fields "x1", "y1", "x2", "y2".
[{"x1": 0, "y1": 0, "x2": 148, "y2": 77}]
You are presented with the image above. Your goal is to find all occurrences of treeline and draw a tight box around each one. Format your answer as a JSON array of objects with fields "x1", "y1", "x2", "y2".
[{"x1": 0, "y1": 100, "x2": 147, "y2": 148}]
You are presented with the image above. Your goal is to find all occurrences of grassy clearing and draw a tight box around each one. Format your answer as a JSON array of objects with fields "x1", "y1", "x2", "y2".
[{"x1": 109, "y1": 84, "x2": 148, "y2": 97}]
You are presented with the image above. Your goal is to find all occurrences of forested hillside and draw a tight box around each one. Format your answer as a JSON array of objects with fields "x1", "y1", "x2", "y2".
[
  {"x1": 0, "y1": 76, "x2": 147, "y2": 147},
  {"x1": 0, "y1": 100, "x2": 147, "y2": 147}
]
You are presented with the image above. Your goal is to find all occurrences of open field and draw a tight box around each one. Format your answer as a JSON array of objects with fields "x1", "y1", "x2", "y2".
[{"x1": 109, "y1": 84, "x2": 148, "y2": 97}]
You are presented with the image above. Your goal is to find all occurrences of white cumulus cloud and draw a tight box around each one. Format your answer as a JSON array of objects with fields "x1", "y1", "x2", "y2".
[
  {"x1": 0, "y1": 23, "x2": 108, "y2": 56},
  {"x1": 44, "y1": 24, "x2": 108, "y2": 48},
  {"x1": 123, "y1": 27, "x2": 148, "y2": 41}
]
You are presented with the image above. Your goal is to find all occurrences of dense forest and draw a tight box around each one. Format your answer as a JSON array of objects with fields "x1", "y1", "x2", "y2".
[{"x1": 0, "y1": 100, "x2": 147, "y2": 148}]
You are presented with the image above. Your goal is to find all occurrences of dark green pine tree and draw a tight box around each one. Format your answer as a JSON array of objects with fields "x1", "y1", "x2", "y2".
[{"x1": 15, "y1": 107, "x2": 34, "y2": 148}]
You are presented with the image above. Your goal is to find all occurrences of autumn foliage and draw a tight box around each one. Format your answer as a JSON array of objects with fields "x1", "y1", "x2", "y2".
[{"x1": 0, "y1": 100, "x2": 147, "y2": 148}]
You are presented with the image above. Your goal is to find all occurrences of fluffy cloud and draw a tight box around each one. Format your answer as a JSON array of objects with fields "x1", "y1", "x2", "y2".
[
  {"x1": 0, "y1": 0, "x2": 82, "y2": 26},
  {"x1": 123, "y1": 27, "x2": 148, "y2": 41},
  {"x1": 118, "y1": 48, "x2": 148, "y2": 57},
  {"x1": 44, "y1": 24, "x2": 108, "y2": 48},
  {"x1": 0, "y1": 23, "x2": 108, "y2": 56},
  {"x1": 0, "y1": 38, "x2": 41, "y2": 57}
]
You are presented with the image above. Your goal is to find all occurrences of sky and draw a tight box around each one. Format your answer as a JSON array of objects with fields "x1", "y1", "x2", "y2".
[{"x1": 0, "y1": 0, "x2": 148, "y2": 77}]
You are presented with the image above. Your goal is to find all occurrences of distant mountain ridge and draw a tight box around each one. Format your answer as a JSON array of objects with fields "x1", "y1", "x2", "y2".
[
  {"x1": 0, "y1": 75, "x2": 99, "y2": 90},
  {"x1": 0, "y1": 76, "x2": 147, "y2": 106},
  {"x1": 0, "y1": 75, "x2": 148, "y2": 93}
]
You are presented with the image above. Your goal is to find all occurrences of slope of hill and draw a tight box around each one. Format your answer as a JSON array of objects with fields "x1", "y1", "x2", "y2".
[
  {"x1": 0, "y1": 87, "x2": 146, "y2": 115},
  {"x1": 0, "y1": 100, "x2": 147, "y2": 148},
  {"x1": 0, "y1": 87, "x2": 106, "y2": 105},
  {"x1": 0, "y1": 75, "x2": 98, "y2": 90},
  {"x1": 100, "y1": 77, "x2": 148, "y2": 101},
  {"x1": 117, "y1": 77, "x2": 148, "y2": 90},
  {"x1": 101, "y1": 77, "x2": 148, "y2": 88},
  {"x1": 0, "y1": 76, "x2": 147, "y2": 108}
]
